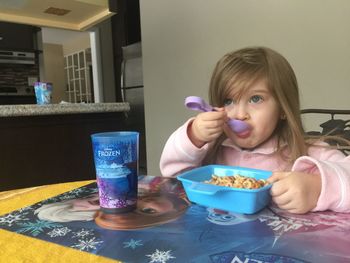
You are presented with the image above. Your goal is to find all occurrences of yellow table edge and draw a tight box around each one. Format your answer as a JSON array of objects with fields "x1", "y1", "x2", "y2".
[{"x1": 0, "y1": 180, "x2": 121, "y2": 263}]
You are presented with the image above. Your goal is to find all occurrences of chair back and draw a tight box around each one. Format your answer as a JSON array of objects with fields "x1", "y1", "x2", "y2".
[{"x1": 301, "y1": 109, "x2": 350, "y2": 155}]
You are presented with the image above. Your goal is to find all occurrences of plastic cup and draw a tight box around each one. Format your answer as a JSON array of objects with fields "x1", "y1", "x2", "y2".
[
  {"x1": 34, "y1": 82, "x2": 52, "y2": 105},
  {"x1": 91, "y1": 131, "x2": 139, "y2": 214}
]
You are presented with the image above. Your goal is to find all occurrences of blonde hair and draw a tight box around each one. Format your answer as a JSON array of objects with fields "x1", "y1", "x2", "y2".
[{"x1": 204, "y1": 47, "x2": 307, "y2": 164}]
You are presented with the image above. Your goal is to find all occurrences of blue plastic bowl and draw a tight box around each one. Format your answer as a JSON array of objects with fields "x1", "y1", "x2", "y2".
[{"x1": 177, "y1": 165, "x2": 272, "y2": 214}]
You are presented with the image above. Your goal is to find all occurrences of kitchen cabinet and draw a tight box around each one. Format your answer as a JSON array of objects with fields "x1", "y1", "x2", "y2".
[
  {"x1": 64, "y1": 48, "x2": 93, "y2": 103},
  {"x1": 0, "y1": 21, "x2": 39, "y2": 51},
  {"x1": 0, "y1": 95, "x2": 36, "y2": 105},
  {"x1": 0, "y1": 103, "x2": 130, "y2": 191}
]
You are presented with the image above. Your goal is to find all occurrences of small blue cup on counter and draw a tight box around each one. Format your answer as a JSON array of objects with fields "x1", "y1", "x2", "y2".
[
  {"x1": 34, "y1": 82, "x2": 53, "y2": 105},
  {"x1": 177, "y1": 165, "x2": 272, "y2": 214},
  {"x1": 91, "y1": 131, "x2": 139, "y2": 214}
]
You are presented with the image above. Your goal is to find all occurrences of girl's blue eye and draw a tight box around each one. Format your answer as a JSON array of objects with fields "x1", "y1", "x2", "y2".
[
  {"x1": 249, "y1": 95, "x2": 262, "y2": 103},
  {"x1": 223, "y1": 99, "x2": 233, "y2": 106}
]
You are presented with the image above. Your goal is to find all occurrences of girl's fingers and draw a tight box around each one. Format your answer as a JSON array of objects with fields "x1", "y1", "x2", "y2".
[
  {"x1": 276, "y1": 202, "x2": 297, "y2": 212},
  {"x1": 267, "y1": 172, "x2": 290, "y2": 184},
  {"x1": 205, "y1": 121, "x2": 226, "y2": 129},
  {"x1": 212, "y1": 107, "x2": 225, "y2": 112},
  {"x1": 271, "y1": 192, "x2": 291, "y2": 206},
  {"x1": 206, "y1": 130, "x2": 224, "y2": 139},
  {"x1": 272, "y1": 191, "x2": 296, "y2": 210},
  {"x1": 201, "y1": 111, "x2": 227, "y2": 121},
  {"x1": 269, "y1": 179, "x2": 289, "y2": 197}
]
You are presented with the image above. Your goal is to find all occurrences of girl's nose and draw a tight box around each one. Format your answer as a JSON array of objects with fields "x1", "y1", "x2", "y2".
[{"x1": 228, "y1": 103, "x2": 249, "y2": 121}]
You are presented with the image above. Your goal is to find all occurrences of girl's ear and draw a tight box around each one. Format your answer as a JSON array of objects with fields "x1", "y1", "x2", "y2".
[{"x1": 280, "y1": 113, "x2": 286, "y2": 120}]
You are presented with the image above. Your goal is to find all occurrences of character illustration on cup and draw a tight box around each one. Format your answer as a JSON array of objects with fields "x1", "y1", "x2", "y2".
[
  {"x1": 96, "y1": 164, "x2": 137, "y2": 211},
  {"x1": 91, "y1": 132, "x2": 139, "y2": 214}
]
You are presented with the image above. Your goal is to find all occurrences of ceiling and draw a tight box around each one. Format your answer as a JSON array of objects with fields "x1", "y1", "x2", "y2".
[
  {"x1": 41, "y1": 27, "x2": 89, "y2": 45},
  {"x1": 0, "y1": 0, "x2": 116, "y2": 31}
]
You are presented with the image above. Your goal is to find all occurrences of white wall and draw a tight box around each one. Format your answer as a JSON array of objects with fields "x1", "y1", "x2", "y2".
[
  {"x1": 140, "y1": 0, "x2": 350, "y2": 175},
  {"x1": 42, "y1": 22, "x2": 116, "y2": 103},
  {"x1": 62, "y1": 33, "x2": 90, "y2": 56},
  {"x1": 42, "y1": 43, "x2": 66, "y2": 103}
]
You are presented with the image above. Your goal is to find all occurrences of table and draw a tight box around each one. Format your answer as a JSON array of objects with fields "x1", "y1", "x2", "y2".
[
  {"x1": 0, "y1": 180, "x2": 116, "y2": 262},
  {"x1": 1, "y1": 176, "x2": 350, "y2": 263}
]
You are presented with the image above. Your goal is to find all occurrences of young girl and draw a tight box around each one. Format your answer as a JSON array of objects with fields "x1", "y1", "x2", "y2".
[{"x1": 160, "y1": 47, "x2": 350, "y2": 214}]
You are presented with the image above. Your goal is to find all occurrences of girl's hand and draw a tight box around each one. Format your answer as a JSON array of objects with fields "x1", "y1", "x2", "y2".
[
  {"x1": 267, "y1": 171, "x2": 321, "y2": 214},
  {"x1": 188, "y1": 108, "x2": 227, "y2": 148}
]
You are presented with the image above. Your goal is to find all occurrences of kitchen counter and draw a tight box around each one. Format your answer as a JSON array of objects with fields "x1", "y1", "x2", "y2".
[{"x1": 0, "y1": 102, "x2": 130, "y2": 117}]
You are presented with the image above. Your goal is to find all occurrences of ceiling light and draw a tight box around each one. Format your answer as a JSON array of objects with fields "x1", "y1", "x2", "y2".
[{"x1": 44, "y1": 7, "x2": 71, "y2": 16}]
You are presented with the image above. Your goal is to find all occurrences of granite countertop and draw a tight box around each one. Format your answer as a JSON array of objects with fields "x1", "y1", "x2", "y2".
[{"x1": 0, "y1": 102, "x2": 130, "y2": 117}]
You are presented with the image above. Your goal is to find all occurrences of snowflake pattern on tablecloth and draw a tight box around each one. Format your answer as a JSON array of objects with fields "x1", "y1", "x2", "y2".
[
  {"x1": 72, "y1": 228, "x2": 94, "y2": 238},
  {"x1": 37, "y1": 184, "x2": 98, "y2": 206},
  {"x1": 210, "y1": 251, "x2": 307, "y2": 263},
  {"x1": 16, "y1": 220, "x2": 63, "y2": 236},
  {"x1": 146, "y1": 249, "x2": 176, "y2": 263},
  {"x1": 69, "y1": 186, "x2": 97, "y2": 196},
  {"x1": 123, "y1": 238, "x2": 143, "y2": 249},
  {"x1": 0, "y1": 211, "x2": 30, "y2": 227},
  {"x1": 59, "y1": 194, "x2": 81, "y2": 201},
  {"x1": 18, "y1": 206, "x2": 34, "y2": 213},
  {"x1": 71, "y1": 237, "x2": 104, "y2": 252},
  {"x1": 2, "y1": 178, "x2": 347, "y2": 263},
  {"x1": 58, "y1": 187, "x2": 98, "y2": 201},
  {"x1": 38, "y1": 196, "x2": 62, "y2": 205},
  {"x1": 47, "y1": 227, "x2": 71, "y2": 237}
]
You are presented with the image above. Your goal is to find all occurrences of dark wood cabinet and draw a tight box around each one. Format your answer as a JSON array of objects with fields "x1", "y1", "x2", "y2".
[
  {"x1": 0, "y1": 96, "x2": 36, "y2": 105},
  {"x1": 0, "y1": 21, "x2": 39, "y2": 51},
  {"x1": 0, "y1": 112, "x2": 128, "y2": 191},
  {"x1": 111, "y1": 0, "x2": 141, "y2": 102}
]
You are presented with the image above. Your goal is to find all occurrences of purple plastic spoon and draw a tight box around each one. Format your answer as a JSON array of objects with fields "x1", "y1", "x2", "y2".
[{"x1": 184, "y1": 96, "x2": 250, "y2": 133}]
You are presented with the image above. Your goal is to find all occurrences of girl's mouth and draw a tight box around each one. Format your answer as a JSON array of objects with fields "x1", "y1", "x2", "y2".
[{"x1": 235, "y1": 130, "x2": 251, "y2": 139}]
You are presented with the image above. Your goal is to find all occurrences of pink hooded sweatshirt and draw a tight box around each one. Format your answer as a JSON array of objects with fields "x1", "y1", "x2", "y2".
[{"x1": 160, "y1": 119, "x2": 350, "y2": 212}]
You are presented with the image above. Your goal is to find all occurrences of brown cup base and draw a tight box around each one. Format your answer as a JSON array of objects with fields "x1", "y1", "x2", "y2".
[
  {"x1": 94, "y1": 210, "x2": 139, "y2": 230},
  {"x1": 100, "y1": 205, "x2": 136, "y2": 214},
  {"x1": 94, "y1": 193, "x2": 190, "y2": 231},
  {"x1": 94, "y1": 209, "x2": 186, "y2": 231}
]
